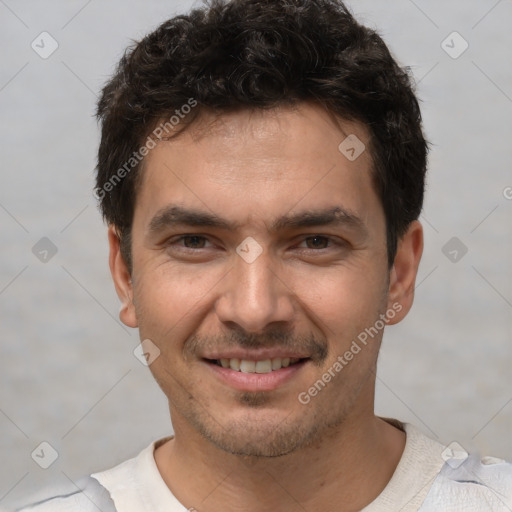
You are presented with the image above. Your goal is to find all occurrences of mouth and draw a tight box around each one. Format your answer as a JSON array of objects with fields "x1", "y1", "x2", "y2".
[
  {"x1": 202, "y1": 356, "x2": 310, "y2": 392},
  {"x1": 204, "y1": 357, "x2": 308, "y2": 373}
]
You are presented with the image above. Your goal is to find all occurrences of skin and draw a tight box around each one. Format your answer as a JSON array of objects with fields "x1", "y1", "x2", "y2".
[{"x1": 109, "y1": 102, "x2": 423, "y2": 511}]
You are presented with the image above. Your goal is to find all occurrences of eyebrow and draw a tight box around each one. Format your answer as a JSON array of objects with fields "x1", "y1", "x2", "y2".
[{"x1": 147, "y1": 205, "x2": 367, "y2": 237}]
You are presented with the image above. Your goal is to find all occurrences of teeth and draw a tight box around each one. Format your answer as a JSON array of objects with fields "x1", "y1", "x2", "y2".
[
  {"x1": 255, "y1": 360, "x2": 272, "y2": 373},
  {"x1": 271, "y1": 358, "x2": 282, "y2": 370},
  {"x1": 240, "y1": 360, "x2": 256, "y2": 373},
  {"x1": 229, "y1": 358, "x2": 241, "y2": 371},
  {"x1": 216, "y1": 357, "x2": 303, "y2": 372}
]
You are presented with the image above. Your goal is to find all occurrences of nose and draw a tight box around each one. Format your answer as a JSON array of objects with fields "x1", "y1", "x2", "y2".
[{"x1": 214, "y1": 250, "x2": 295, "y2": 333}]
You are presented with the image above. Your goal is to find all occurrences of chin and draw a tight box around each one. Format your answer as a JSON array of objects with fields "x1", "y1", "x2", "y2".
[{"x1": 193, "y1": 410, "x2": 331, "y2": 458}]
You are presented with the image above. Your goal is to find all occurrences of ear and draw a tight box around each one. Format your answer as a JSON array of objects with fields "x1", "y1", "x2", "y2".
[
  {"x1": 386, "y1": 220, "x2": 423, "y2": 325},
  {"x1": 108, "y1": 225, "x2": 138, "y2": 328}
]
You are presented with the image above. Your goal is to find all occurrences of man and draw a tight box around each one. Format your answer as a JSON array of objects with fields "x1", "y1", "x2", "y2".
[{"x1": 19, "y1": 0, "x2": 512, "y2": 510}]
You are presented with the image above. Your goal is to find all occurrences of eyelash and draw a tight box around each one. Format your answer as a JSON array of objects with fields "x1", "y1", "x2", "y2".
[{"x1": 165, "y1": 234, "x2": 345, "y2": 252}]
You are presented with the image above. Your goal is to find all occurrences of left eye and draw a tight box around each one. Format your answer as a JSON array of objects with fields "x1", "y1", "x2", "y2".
[
  {"x1": 299, "y1": 236, "x2": 332, "y2": 249},
  {"x1": 175, "y1": 235, "x2": 211, "y2": 249}
]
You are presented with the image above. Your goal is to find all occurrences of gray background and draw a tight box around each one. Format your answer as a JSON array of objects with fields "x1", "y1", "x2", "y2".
[{"x1": 1, "y1": 0, "x2": 511, "y2": 509}]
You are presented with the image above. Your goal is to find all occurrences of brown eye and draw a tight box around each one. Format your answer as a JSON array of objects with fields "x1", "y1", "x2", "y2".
[
  {"x1": 303, "y1": 236, "x2": 330, "y2": 249},
  {"x1": 181, "y1": 235, "x2": 208, "y2": 248}
]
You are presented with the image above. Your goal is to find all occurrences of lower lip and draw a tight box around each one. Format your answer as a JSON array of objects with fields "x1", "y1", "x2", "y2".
[{"x1": 203, "y1": 359, "x2": 308, "y2": 392}]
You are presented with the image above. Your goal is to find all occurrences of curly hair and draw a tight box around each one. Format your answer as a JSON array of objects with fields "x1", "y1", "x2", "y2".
[{"x1": 96, "y1": 0, "x2": 428, "y2": 270}]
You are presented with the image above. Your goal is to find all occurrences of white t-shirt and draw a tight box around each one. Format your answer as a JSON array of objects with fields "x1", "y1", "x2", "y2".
[{"x1": 18, "y1": 420, "x2": 512, "y2": 511}]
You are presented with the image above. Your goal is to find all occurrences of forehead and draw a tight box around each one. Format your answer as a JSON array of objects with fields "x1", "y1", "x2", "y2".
[
  {"x1": 134, "y1": 103, "x2": 382, "y2": 234},
  {"x1": 151, "y1": 103, "x2": 372, "y2": 178}
]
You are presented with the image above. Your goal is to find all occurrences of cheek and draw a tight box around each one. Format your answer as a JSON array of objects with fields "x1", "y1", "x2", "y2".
[
  {"x1": 292, "y1": 264, "x2": 387, "y2": 333},
  {"x1": 132, "y1": 262, "x2": 226, "y2": 342},
  {"x1": 131, "y1": 265, "x2": 218, "y2": 395},
  {"x1": 292, "y1": 264, "x2": 388, "y2": 379}
]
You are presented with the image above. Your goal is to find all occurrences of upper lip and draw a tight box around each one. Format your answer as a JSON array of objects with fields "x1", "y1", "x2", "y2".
[{"x1": 202, "y1": 349, "x2": 310, "y2": 361}]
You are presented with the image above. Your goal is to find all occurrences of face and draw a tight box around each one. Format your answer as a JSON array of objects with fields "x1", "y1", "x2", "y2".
[{"x1": 110, "y1": 103, "x2": 422, "y2": 457}]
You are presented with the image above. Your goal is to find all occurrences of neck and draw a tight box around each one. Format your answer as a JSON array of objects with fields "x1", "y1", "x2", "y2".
[{"x1": 154, "y1": 411, "x2": 405, "y2": 511}]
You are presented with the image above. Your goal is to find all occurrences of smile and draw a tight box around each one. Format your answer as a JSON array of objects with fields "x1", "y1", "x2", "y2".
[
  {"x1": 209, "y1": 357, "x2": 305, "y2": 373},
  {"x1": 203, "y1": 356, "x2": 310, "y2": 392}
]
